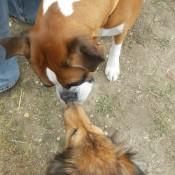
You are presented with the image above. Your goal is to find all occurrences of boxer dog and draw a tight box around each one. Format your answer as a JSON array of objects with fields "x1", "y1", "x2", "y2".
[
  {"x1": 0, "y1": 0, "x2": 143, "y2": 103},
  {"x1": 46, "y1": 104, "x2": 145, "y2": 175}
]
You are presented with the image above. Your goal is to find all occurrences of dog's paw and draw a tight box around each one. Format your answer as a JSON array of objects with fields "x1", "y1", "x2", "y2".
[{"x1": 105, "y1": 57, "x2": 120, "y2": 81}]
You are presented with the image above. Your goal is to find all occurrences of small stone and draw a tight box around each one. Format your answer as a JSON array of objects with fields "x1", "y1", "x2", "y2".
[
  {"x1": 106, "y1": 114, "x2": 109, "y2": 118},
  {"x1": 90, "y1": 114, "x2": 94, "y2": 118},
  {"x1": 167, "y1": 118, "x2": 171, "y2": 122},
  {"x1": 24, "y1": 113, "x2": 29, "y2": 118},
  {"x1": 9, "y1": 21, "x2": 12, "y2": 27},
  {"x1": 153, "y1": 17, "x2": 159, "y2": 22},
  {"x1": 104, "y1": 131, "x2": 108, "y2": 136},
  {"x1": 38, "y1": 138, "x2": 42, "y2": 143},
  {"x1": 143, "y1": 135, "x2": 149, "y2": 140},
  {"x1": 104, "y1": 125, "x2": 108, "y2": 129},
  {"x1": 117, "y1": 89, "x2": 121, "y2": 93},
  {"x1": 56, "y1": 137, "x2": 60, "y2": 141},
  {"x1": 35, "y1": 81, "x2": 39, "y2": 84},
  {"x1": 58, "y1": 114, "x2": 62, "y2": 118}
]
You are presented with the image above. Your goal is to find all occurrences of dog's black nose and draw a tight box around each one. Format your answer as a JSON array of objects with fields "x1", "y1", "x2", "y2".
[{"x1": 60, "y1": 91, "x2": 78, "y2": 103}]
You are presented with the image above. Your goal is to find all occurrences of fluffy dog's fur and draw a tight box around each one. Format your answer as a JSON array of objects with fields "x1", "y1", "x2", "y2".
[{"x1": 46, "y1": 105, "x2": 145, "y2": 175}]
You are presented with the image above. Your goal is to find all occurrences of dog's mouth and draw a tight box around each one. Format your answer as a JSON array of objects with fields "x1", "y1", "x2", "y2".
[
  {"x1": 56, "y1": 80, "x2": 94, "y2": 104},
  {"x1": 60, "y1": 91, "x2": 78, "y2": 103}
]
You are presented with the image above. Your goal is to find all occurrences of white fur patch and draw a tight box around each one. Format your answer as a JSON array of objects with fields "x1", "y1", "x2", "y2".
[
  {"x1": 58, "y1": 0, "x2": 80, "y2": 16},
  {"x1": 46, "y1": 67, "x2": 92, "y2": 102},
  {"x1": 46, "y1": 67, "x2": 64, "y2": 93},
  {"x1": 43, "y1": 0, "x2": 80, "y2": 16},
  {"x1": 70, "y1": 82, "x2": 93, "y2": 103},
  {"x1": 101, "y1": 23, "x2": 125, "y2": 37},
  {"x1": 43, "y1": 0, "x2": 58, "y2": 14},
  {"x1": 105, "y1": 42, "x2": 122, "y2": 81},
  {"x1": 46, "y1": 67, "x2": 58, "y2": 84}
]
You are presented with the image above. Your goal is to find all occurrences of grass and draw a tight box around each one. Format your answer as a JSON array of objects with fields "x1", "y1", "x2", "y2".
[
  {"x1": 152, "y1": 0, "x2": 167, "y2": 6},
  {"x1": 0, "y1": 102, "x2": 5, "y2": 115},
  {"x1": 152, "y1": 113, "x2": 169, "y2": 138},
  {"x1": 143, "y1": 81, "x2": 175, "y2": 139},
  {"x1": 158, "y1": 38, "x2": 170, "y2": 49},
  {"x1": 95, "y1": 95, "x2": 114, "y2": 115}
]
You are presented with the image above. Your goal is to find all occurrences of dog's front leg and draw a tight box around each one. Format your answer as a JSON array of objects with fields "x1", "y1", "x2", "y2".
[
  {"x1": 105, "y1": 40, "x2": 122, "y2": 81},
  {"x1": 101, "y1": 24, "x2": 127, "y2": 82}
]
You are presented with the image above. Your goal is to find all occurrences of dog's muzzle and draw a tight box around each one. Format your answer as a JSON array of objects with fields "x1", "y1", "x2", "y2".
[
  {"x1": 60, "y1": 91, "x2": 78, "y2": 104},
  {"x1": 56, "y1": 80, "x2": 94, "y2": 104}
]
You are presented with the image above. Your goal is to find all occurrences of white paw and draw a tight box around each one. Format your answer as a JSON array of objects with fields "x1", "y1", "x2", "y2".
[
  {"x1": 105, "y1": 60, "x2": 120, "y2": 81},
  {"x1": 105, "y1": 42, "x2": 122, "y2": 81}
]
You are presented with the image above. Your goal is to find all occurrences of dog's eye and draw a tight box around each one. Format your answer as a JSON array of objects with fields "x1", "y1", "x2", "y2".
[
  {"x1": 71, "y1": 128, "x2": 78, "y2": 137},
  {"x1": 64, "y1": 74, "x2": 87, "y2": 89}
]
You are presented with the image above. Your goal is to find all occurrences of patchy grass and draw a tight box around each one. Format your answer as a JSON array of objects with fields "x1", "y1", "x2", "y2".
[
  {"x1": 157, "y1": 38, "x2": 170, "y2": 49},
  {"x1": 152, "y1": 0, "x2": 168, "y2": 6},
  {"x1": 152, "y1": 113, "x2": 169, "y2": 138},
  {"x1": 0, "y1": 102, "x2": 5, "y2": 115},
  {"x1": 95, "y1": 95, "x2": 113, "y2": 115}
]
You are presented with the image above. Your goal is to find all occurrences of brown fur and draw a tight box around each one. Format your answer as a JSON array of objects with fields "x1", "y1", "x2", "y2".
[
  {"x1": 46, "y1": 105, "x2": 145, "y2": 175},
  {"x1": 0, "y1": 0, "x2": 143, "y2": 88}
]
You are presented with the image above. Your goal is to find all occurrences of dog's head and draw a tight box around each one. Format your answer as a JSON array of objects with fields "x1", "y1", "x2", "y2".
[
  {"x1": 0, "y1": 33, "x2": 104, "y2": 103},
  {"x1": 46, "y1": 104, "x2": 145, "y2": 175},
  {"x1": 0, "y1": 0, "x2": 104, "y2": 103}
]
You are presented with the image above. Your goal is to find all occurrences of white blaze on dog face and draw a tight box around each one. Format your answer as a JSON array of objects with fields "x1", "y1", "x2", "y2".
[
  {"x1": 69, "y1": 82, "x2": 93, "y2": 103},
  {"x1": 43, "y1": 0, "x2": 80, "y2": 16},
  {"x1": 55, "y1": 81, "x2": 93, "y2": 103},
  {"x1": 100, "y1": 23, "x2": 125, "y2": 37},
  {"x1": 46, "y1": 67, "x2": 93, "y2": 103}
]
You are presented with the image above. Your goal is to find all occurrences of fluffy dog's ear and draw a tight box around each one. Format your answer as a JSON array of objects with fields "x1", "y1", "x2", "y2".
[
  {"x1": 67, "y1": 37, "x2": 104, "y2": 72},
  {"x1": 116, "y1": 152, "x2": 145, "y2": 175},
  {"x1": 46, "y1": 159, "x2": 67, "y2": 175},
  {"x1": 132, "y1": 163, "x2": 145, "y2": 175},
  {"x1": 46, "y1": 149, "x2": 74, "y2": 175},
  {"x1": 0, "y1": 35, "x2": 30, "y2": 59}
]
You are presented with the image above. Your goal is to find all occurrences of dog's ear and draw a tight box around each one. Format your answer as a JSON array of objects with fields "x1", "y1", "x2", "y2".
[
  {"x1": 116, "y1": 152, "x2": 145, "y2": 175},
  {"x1": 67, "y1": 37, "x2": 104, "y2": 72},
  {"x1": 46, "y1": 159, "x2": 67, "y2": 175},
  {"x1": 0, "y1": 35, "x2": 30, "y2": 59},
  {"x1": 46, "y1": 149, "x2": 74, "y2": 175},
  {"x1": 132, "y1": 163, "x2": 145, "y2": 175}
]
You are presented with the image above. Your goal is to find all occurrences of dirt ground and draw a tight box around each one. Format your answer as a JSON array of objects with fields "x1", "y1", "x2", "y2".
[{"x1": 0, "y1": 0, "x2": 175, "y2": 174}]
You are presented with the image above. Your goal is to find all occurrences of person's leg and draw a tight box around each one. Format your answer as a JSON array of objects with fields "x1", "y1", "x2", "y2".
[
  {"x1": 7, "y1": 0, "x2": 25, "y2": 22},
  {"x1": 0, "y1": 0, "x2": 19, "y2": 93},
  {"x1": 22, "y1": 0, "x2": 40, "y2": 24},
  {"x1": 8, "y1": 0, "x2": 40, "y2": 24}
]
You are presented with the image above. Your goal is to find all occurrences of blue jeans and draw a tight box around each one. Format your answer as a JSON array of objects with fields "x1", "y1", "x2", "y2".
[
  {"x1": 8, "y1": 0, "x2": 40, "y2": 24},
  {"x1": 0, "y1": 0, "x2": 39, "y2": 92}
]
